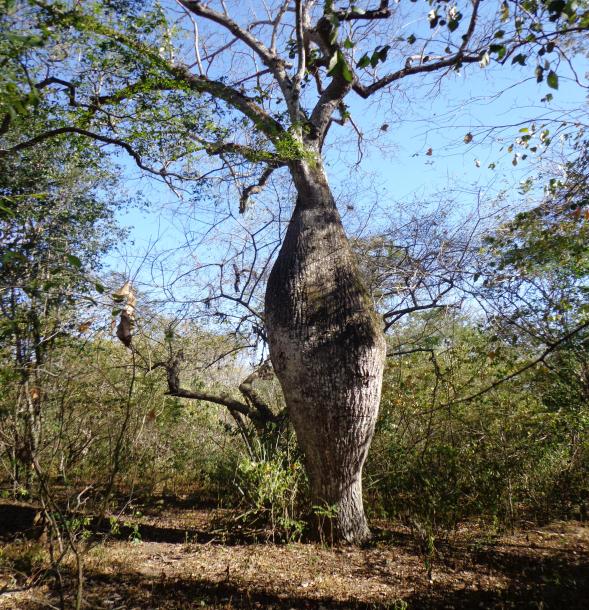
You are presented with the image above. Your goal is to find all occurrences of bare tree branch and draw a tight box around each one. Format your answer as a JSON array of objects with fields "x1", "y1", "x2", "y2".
[
  {"x1": 460, "y1": 0, "x2": 482, "y2": 54},
  {"x1": 383, "y1": 300, "x2": 456, "y2": 331},
  {"x1": 239, "y1": 165, "x2": 278, "y2": 213},
  {"x1": 180, "y1": 1, "x2": 291, "y2": 90},
  {"x1": 352, "y1": 52, "x2": 482, "y2": 99},
  {"x1": 175, "y1": 0, "x2": 205, "y2": 75},
  {"x1": 293, "y1": 0, "x2": 306, "y2": 92}
]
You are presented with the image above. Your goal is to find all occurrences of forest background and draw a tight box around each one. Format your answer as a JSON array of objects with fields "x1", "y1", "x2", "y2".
[{"x1": 0, "y1": 0, "x2": 588, "y2": 607}]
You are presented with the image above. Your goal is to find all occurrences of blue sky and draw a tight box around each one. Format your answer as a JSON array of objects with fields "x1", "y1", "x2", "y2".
[{"x1": 107, "y1": 42, "x2": 588, "y2": 312}]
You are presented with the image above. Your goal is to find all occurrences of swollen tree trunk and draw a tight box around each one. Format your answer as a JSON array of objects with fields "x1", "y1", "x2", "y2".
[{"x1": 265, "y1": 160, "x2": 386, "y2": 544}]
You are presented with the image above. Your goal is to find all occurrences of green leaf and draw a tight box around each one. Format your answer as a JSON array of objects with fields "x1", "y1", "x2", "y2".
[
  {"x1": 343, "y1": 37, "x2": 354, "y2": 49},
  {"x1": 378, "y1": 45, "x2": 390, "y2": 62},
  {"x1": 67, "y1": 254, "x2": 82, "y2": 268},
  {"x1": 327, "y1": 51, "x2": 354, "y2": 83},
  {"x1": 547, "y1": 70, "x2": 559, "y2": 89},
  {"x1": 340, "y1": 59, "x2": 354, "y2": 83},
  {"x1": 367, "y1": 45, "x2": 390, "y2": 69},
  {"x1": 327, "y1": 52, "x2": 338, "y2": 73},
  {"x1": 95, "y1": 282, "x2": 105, "y2": 294},
  {"x1": 0, "y1": 199, "x2": 14, "y2": 218},
  {"x1": 407, "y1": 34, "x2": 416, "y2": 45},
  {"x1": 356, "y1": 54, "x2": 371, "y2": 69}
]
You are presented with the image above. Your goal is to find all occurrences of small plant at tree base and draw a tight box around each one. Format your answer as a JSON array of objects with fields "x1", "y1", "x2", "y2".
[
  {"x1": 127, "y1": 522, "x2": 142, "y2": 545},
  {"x1": 235, "y1": 441, "x2": 306, "y2": 542},
  {"x1": 312, "y1": 502, "x2": 339, "y2": 546},
  {"x1": 409, "y1": 519, "x2": 437, "y2": 582},
  {"x1": 108, "y1": 516, "x2": 121, "y2": 537}
]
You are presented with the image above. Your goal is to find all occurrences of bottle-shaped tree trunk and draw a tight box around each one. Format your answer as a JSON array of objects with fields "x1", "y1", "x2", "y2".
[{"x1": 265, "y1": 160, "x2": 386, "y2": 543}]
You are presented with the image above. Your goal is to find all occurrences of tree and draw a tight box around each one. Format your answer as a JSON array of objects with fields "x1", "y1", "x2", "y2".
[
  {"x1": 2, "y1": 0, "x2": 588, "y2": 542},
  {"x1": 476, "y1": 132, "x2": 588, "y2": 363},
  {"x1": 476, "y1": 136, "x2": 589, "y2": 483},
  {"x1": 0, "y1": 133, "x2": 123, "y2": 492}
]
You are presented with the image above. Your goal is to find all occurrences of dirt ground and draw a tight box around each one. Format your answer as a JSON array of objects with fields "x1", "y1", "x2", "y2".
[{"x1": 1, "y1": 501, "x2": 588, "y2": 609}]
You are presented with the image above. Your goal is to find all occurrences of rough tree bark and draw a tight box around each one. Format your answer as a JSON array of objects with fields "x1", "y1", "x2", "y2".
[{"x1": 265, "y1": 159, "x2": 386, "y2": 543}]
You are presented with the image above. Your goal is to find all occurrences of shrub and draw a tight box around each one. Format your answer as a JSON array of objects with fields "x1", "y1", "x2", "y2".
[{"x1": 235, "y1": 437, "x2": 307, "y2": 541}]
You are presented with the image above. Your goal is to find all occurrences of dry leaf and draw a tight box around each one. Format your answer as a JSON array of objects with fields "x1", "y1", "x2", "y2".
[{"x1": 113, "y1": 281, "x2": 136, "y2": 348}]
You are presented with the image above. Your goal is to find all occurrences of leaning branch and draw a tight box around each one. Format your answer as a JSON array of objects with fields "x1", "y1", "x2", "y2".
[
  {"x1": 353, "y1": 52, "x2": 481, "y2": 99},
  {"x1": 239, "y1": 165, "x2": 279, "y2": 213},
  {"x1": 383, "y1": 302, "x2": 454, "y2": 330},
  {"x1": 353, "y1": 0, "x2": 482, "y2": 99},
  {"x1": 33, "y1": 1, "x2": 285, "y2": 142},
  {"x1": 387, "y1": 347, "x2": 437, "y2": 358},
  {"x1": 310, "y1": 73, "x2": 353, "y2": 144},
  {"x1": 163, "y1": 355, "x2": 254, "y2": 417},
  {"x1": 238, "y1": 359, "x2": 278, "y2": 423},
  {"x1": 168, "y1": 386, "x2": 254, "y2": 417},
  {"x1": 193, "y1": 138, "x2": 286, "y2": 166},
  {"x1": 162, "y1": 355, "x2": 278, "y2": 426},
  {"x1": 0, "y1": 127, "x2": 182, "y2": 179},
  {"x1": 293, "y1": 0, "x2": 306, "y2": 91},
  {"x1": 460, "y1": 0, "x2": 481, "y2": 54}
]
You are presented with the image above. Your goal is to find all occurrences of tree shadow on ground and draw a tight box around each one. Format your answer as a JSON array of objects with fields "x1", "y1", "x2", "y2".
[
  {"x1": 0, "y1": 502, "x2": 262, "y2": 546},
  {"x1": 37, "y1": 540, "x2": 588, "y2": 610},
  {"x1": 359, "y1": 528, "x2": 589, "y2": 610},
  {"x1": 69, "y1": 562, "x2": 589, "y2": 609},
  {"x1": 4, "y1": 503, "x2": 588, "y2": 609},
  {"x1": 406, "y1": 547, "x2": 589, "y2": 610}
]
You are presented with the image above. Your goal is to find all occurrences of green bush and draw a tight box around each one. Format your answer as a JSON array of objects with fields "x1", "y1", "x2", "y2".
[
  {"x1": 366, "y1": 322, "x2": 589, "y2": 535},
  {"x1": 235, "y1": 438, "x2": 307, "y2": 541}
]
